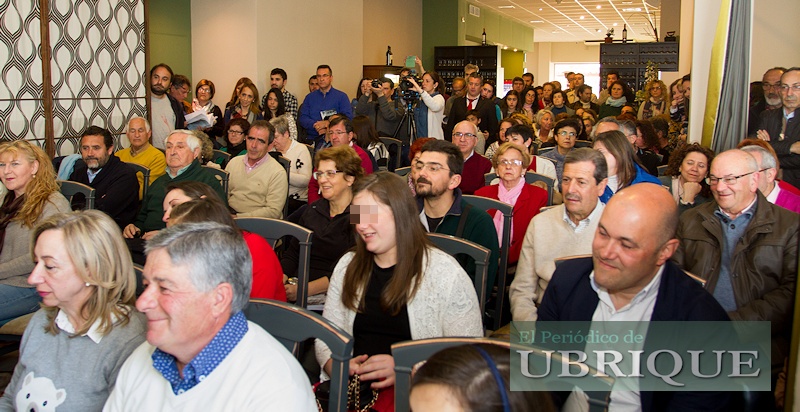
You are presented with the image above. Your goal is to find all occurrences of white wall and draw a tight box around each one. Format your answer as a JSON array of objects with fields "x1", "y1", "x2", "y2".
[
  {"x1": 192, "y1": 0, "x2": 364, "y2": 108},
  {"x1": 750, "y1": 0, "x2": 800, "y2": 81},
  {"x1": 530, "y1": 42, "x2": 600, "y2": 84},
  {"x1": 363, "y1": 0, "x2": 423, "y2": 67}
]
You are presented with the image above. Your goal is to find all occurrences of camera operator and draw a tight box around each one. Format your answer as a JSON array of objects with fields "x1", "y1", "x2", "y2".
[
  {"x1": 354, "y1": 77, "x2": 409, "y2": 144},
  {"x1": 408, "y1": 72, "x2": 445, "y2": 140}
]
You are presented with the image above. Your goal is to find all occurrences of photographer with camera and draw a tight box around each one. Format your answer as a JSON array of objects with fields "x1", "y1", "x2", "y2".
[
  {"x1": 408, "y1": 72, "x2": 445, "y2": 140},
  {"x1": 355, "y1": 78, "x2": 413, "y2": 164}
]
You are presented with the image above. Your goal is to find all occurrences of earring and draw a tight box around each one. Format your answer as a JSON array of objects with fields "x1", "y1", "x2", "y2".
[{"x1": 85, "y1": 282, "x2": 91, "y2": 287}]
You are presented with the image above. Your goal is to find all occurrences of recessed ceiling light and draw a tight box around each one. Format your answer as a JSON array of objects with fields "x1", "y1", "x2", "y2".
[
  {"x1": 503, "y1": 46, "x2": 508, "y2": 49},
  {"x1": 530, "y1": 20, "x2": 544, "y2": 23},
  {"x1": 596, "y1": 29, "x2": 602, "y2": 32},
  {"x1": 580, "y1": 16, "x2": 585, "y2": 19},
  {"x1": 513, "y1": 48, "x2": 518, "y2": 52},
  {"x1": 596, "y1": 5, "x2": 602, "y2": 9},
  {"x1": 539, "y1": 8, "x2": 543, "y2": 11},
  {"x1": 622, "y1": 1, "x2": 633, "y2": 3},
  {"x1": 552, "y1": 30, "x2": 559, "y2": 33},
  {"x1": 498, "y1": 5, "x2": 515, "y2": 9},
  {"x1": 613, "y1": 23, "x2": 618, "y2": 26}
]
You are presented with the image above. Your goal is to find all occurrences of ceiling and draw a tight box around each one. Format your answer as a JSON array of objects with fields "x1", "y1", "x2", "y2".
[{"x1": 470, "y1": 0, "x2": 662, "y2": 44}]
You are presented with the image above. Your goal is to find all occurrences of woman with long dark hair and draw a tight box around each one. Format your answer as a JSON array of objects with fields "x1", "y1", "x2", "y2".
[
  {"x1": 262, "y1": 87, "x2": 297, "y2": 141},
  {"x1": 593, "y1": 130, "x2": 661, "y2": 203}
]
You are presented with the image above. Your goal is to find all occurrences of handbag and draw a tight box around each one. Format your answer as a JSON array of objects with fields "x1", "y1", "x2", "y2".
[{"x1": 315, "y1": 374, "x2": 379, "y2": 412}]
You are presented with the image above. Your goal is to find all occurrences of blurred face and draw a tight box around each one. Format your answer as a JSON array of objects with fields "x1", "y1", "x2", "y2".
[
  {"x1": 137, "y1": 248, "x2": 218, "y2": 362},
  {"x1": 580, "y1": 88, "x2": 592, "y2": 102},
  {"x1": 543, "y1": 85, "x2": 554, "y2": 100},
  {"x1": 594, "y1": 141, "x2": 617, "y2": 175},
  {"x1": 273, "y1": 130, "x2": 291, "y2": 153},
  {"x1": 0, "y1": 152, "x2": 38, "y2": 196},
  {"x1": 539, "y1": 113, "x2": 553, "y2": 131},
  {"x1": 422, "y1": 74, "x2": 438, "y2": 93},
  {"x1": 267, "y1": 92, "x2": 280, "y2": 111},
  {"x1": 451, "y1": 81, "x2": 465, "y2": 97},
  {"x1": 80, "y1": 134, "x2": 112, "y2": 171},
  {"x1": 127, "y1": 119, "x2": 151, "y2": 150},
  {"x1": 246, "y1": 126, "x2": 271, "y2": 162},
  {"x1": 410, "y1": 150, "x2": 424, "y2": 185},
  {"x1": 780, "y1": 71, "x2": 800, "y2": 112},
  {"x1": 507, "y1": 133, "x2": 530, "y2": 148},
  {"x1": 360, "y1": 79, "x2": 370, "y2": 96},
  {"x1": 634, "y1": 128, "x2": 646, "y2": 149},
  {"x1": 381, "y1": 82, "x2": 393, "y2": 99},
  {"x1": 496, "y1": 149, "x2": 525, "y2": 185},
  {"x1": 452, "y1": 122, "x2": 478, "y2": 156},
  {"x1": 561, "y1": 161, "x2": 605, "y2": 222},
  {"x1": 505, "y1": 94, "x2": 518, "y2": 110},
  {"x1": 327, "y1": 122, "x2": 352, "y2": 147},
  {"x1": 162, "y1": 188, "x2": 193, "y2": 224},
  {"x1": 762, "y1": 69, "x2": 783, "y2": 106},
  {"x1": 610, "y1": 84, "x2": 624, "y2": 99},
  {"x1": 552, "y1": 93, "x2": 564, "y2": 106},
  {"x1": 170, "y1": 83, "x2": 189, "y2": 102},
  {"x1": 415, "y1": 151, "x2": 457, "y2": 199},
  {"x1": 525, "y1": 90, "x2": 536, "y2": 105},
  {"x1": 165, "y1": 133, "x2": 199, "y2": 170},
  {"x1": 238, "y1": 86, "x2": 255, "y2": 109},
  {"x1": 465, "y1": 115, "x2": 479, "y2": 126},
  {"x1": 316, "y1": 68, "x2": 332, "y2": 91},
  {"x1": 649, "y1": 83, "x2": 663, "y2": 98},
  {"x1": 583, "y1": 119, "x2": 593, "y2": 135},
  {"x1": 679, "y1": 151, "x2": 708, "y2": 184},
  {"x1": 574, "y1": 74, "x2": 585, "y2": 87},
  {"x1": 466, "y1": 77, "x2": 481, "y2": 98},
  {"x1": 682, "y1": 80, "x2": 691, "y2": 99},
  {"x1": 481, "y1": 84, "x2": 494, "y2": 100},
  {"x1": 352, "y1": 191, "x2": 397, "y2": 264},
  {"x1": 522, "y1": 75, "x2": 533, "y2": 87},
  {"x1": 606, "y1": 74, "x2": 619, "y2": 88},
  {"x1": 672, "y1": 83, "x2": 683, "y2": 100},
  {"x1": 410, "y1": 384, "x2": 463, "y2": 412},
  {"x1": 567, "y1": 74, "x2": 575, "y2": 87},
  {"x1": 592, "y1": 199, "x2": 667, "y2": 295},
  {"x1": 196, "y1": 85, "x2": 212, "y2": 104},
  {"x1": 708, "y1": 152, "x2": 759, "y2": 216},
  {"x1": 513, "y1": 79, "x2": 524, "y2": 92},
  {"x1": 316, "y1": 159, "x2": 354, "y2": 201},
  {"x1": 499, "y1": 121, "x2": 513, "y2": 142},
  {"x1": 227, "y1": 124, "x2": 245, "y2": 145},
  {"x1": 555, "y1": 127, "x2": 577, "y2": 151},
  {"x1": 270, "y1": 74, "x2": 285, "y2": 90},
  {"x1": 29, "y1": 229, "x2": 93, "y2": 318},
  {"x1": 309, "y1": 77, "x2": 319, "y2": 92},
  {"x1": 150, "y1": 66, "x2": 171, "y2": 96}
]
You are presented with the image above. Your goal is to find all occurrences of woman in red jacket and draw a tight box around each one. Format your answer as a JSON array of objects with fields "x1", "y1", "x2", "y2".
[{"x1": 475, "y1": 143, "x2": 548, "y2": 264}]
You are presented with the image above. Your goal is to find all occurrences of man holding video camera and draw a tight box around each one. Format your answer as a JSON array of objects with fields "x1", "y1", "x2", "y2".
[{"x1": 355, "y1": 77, "x2": 410, "y2": 144}]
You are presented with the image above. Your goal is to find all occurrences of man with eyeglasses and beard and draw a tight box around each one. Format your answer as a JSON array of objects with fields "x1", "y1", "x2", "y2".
[
  {"x1": 748, "y1": 67, "x2": 785, "y2": 137},
  {"x1": 757, "y1": 67, "x2": 800, "y2": 188},
  {"x1": 414, "y1": 138, "x2": 499, "y2": 304}
]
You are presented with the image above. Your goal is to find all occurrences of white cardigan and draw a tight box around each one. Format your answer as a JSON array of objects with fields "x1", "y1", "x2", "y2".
[{"x1": 316, "y1": 248, "x2": 483, "y2": 372}]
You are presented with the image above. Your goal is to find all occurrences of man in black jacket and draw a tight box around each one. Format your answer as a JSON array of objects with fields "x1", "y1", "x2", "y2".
[
  {"x1": 758, "y1": 67, "x2": 800, "y2": 188},
  {"x1": 444, "y1": 73, "x2": 499, "y2": 146},
  {"x1": 69, "y1": 126, "x2": 139, "y2": 229}
]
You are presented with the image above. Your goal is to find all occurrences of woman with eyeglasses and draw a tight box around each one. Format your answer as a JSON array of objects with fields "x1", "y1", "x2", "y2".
[
  {"x1": 594, "y1": 130, "x2": 662, "y2": 203},
  {"x1": 475, "y1": 143, "x2": 548, "y2": 265},
  {"x1": 638, "y1": 80, "x2": 669, "y2": 120},
  {"x1": 281, "y1": 145, "x2": 364, "y2": 305},
  {"x1": 659, "y1": 143, "x2": 715, "y2": 213},
  {"x1": 191, "y1": 79, "x2": 224, "y2": 142},
  {"x1": 220, "y1": 117, "x2": 250, "y2": 160},
  {"x1": 541, "y1": 118, "x2": 582, "y2": 191}
]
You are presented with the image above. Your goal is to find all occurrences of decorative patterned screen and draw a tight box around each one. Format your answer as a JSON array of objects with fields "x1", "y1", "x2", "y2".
[{"x1": 0, "y1": 0, "x2": 147, "y2": 155}]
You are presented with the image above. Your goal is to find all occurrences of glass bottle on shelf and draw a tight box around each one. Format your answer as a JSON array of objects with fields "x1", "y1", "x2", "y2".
[
  {"x1": 622, "y1": 25, "x2": 627, "y2": 43},
  {"x1": 386, "y1": 46, "x2": 393, "y2": 66}
]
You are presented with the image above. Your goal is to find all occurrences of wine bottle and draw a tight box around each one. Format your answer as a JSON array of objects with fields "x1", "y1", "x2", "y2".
[
  {"x1": 622, "y1": 25, "x2": 628, "y2": 43},
  {"x1": 386, "y1": 46, "x2": 393, "y2": 66},
  {"x1": 482, "y1": 28, "x2": 487, "y2": 46}
]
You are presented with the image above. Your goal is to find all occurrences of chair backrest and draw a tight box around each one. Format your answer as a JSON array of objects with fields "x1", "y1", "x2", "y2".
[
  {"x1": 245, "y1": 299, "x2": 353, "y2": 412},
  {"x1": 305, "y1": 143, "x2": 316, "y2": 164},
  {"x1": 234, "y1": 217, "x2": 313, "y2": 308},
  {"x1": 379, "y1": 136, "x2": 402, "y2": 171},
  {"x1": 58, "y1": 180, "x2": 95, "y2": 210},
  {"x1": 574, "y1": 139, "x2": 592, "y2": 148},
  {"x1": 530, "y1": 141, "x2": 540, "y2": 156},
  {"x1": 124, "y1": 162, "x2": 151, "y2": 200},
  {"x1": 427, "y1": 234, "x2": 490, "y2": 317},
  {"x1": 460, "y1": 195, "x2": 513, "y2": 331},
  {"x1": 394, "y1": 166, "x2": 411, "y2": 177},
  {"x1": 202, "y1": 165, "x2": 230, "y2": 197},
  {"x1": 269, "y1": 152, "x2": 292, "y2": 218},
  {"x1": 683, "y1": 269, "x2": 707, "y2": 287},
  {"x1": 484, "y1": 172, "x2": 497, "y2": 187},
  {"x1": 525, "y1": 172, "x2": 555, "y2": 206},
  {"x1": 554, "y1": 254, "x2": 591, "y2": 268},
  {"x1": 212, "y1": 149, "x2": 232, "y2": 168},
  {"x1": 657, "y1": 164, "x2": 668, "y2": 176},
  {"x1": 392, "y1": 337, "x2": 614, "y2": 412}
]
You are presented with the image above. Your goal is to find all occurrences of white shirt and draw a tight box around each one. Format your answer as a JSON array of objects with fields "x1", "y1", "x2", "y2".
[
  {"x1": 766, "y1": 183, "x2": 780, "y2": 204},
  {"x1": 55, "y1": 310, "x2": 108, "y2": 344}
]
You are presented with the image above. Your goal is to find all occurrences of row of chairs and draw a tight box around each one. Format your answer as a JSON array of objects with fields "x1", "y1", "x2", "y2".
[{"x1": 245, "y1": 298, "x2": 614, "y2": 412}]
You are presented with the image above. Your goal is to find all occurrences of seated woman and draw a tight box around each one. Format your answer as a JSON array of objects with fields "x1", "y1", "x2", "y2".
[
  {"x1": 475, "y1": 143, "x2": 548, "y2": 265},
  {"x1": 222, "y1": 80, "x2": 262, "y2": 126},
  {"x1": 220, "y1": 117, "x2": 250, "y2": 159},
  {"x1": 353, "y1": 115, "x2": 389, "y2": 170},
  {"x1": 0, "y1": 141, "x2": 71, "y2": 324},
  {"x1": 262, "y1": 87, "x2": 298, "y2": 141},
  {"x1": 522, "y1": 87, "x2": 538, "y2": 123},
  {"x1": 534, "y1": 109, "x2": 555, "y2": 147},
  {"x1": 659, "y1": 143, "x2": 715, "y2": 213},
  {"x1": 501, "y1": 90, "x2": 524, "y2": 119},
  {"x1": 281, "y1": 145, "x2": 364, "y2": 305},
  {"x1": 638, "y1": 79, "x2": 669, "y2": 120},
  {"x1": 541, "y1": 118, "x2": 582, "y2": 191},
  {"x1": 317, "y1": 172, "x2": 483, "y2": 408},
  {"x1": 410, "y1": 343, "x2": 555, "y2": 412},
  {"x1": 593, "y1": 130, "x2": 662, "y2": 203},
  {"x1": 161, "y1": 181, "x2": 286, "y2": 301},
  {"x1": 270, "y1": 116, "x2": 312, "y2": 216},
  {"x1": 546, "y1": 90, "x2": 575, "y2": 117},
  {"x1": 598, "y1": 80, "x2": 633, "y2": 119},
  {"x1": 0, "y1": 210, "x2": 145, "y2": 410}
]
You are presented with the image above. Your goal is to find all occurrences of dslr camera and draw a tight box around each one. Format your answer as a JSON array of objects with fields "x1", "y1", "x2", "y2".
[{"x1": 371, "y1": 79, "x2": 383, "y2": 88}]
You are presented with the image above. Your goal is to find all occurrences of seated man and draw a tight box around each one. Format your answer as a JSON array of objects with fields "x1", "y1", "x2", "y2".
[
  {"x1": 69, "y1": 126, "x2": 139, "y2": 228},
  {"x1": 451, "y1": 120, "x2": 491, "y2": 195},
  {"x1": 123, "y1": 130, "x2": 225, "y2": 240},
  {"x1": 225, "y1": 120, "x2": 288, "y2": 218},
  {"x1": 415, "y1": 139, "x2": 500, "y2": 293},
  {"x1": 673, "y1": 149, "x2": 798, "y2": 376},
  {"x1": 740, "y1": 143, "x2": 800, "y2": 213},
  {"x1": 116, "y1": 117, "x2": 167, "y2": 199},
  {"x1": 538, "y1": 183, "x2": 730, "y2": 411},
  {"x1": 104, "y1": 222, "x2": 315, "y2": 410},
  {"x1": 510, "y1": 148, "x2": 607, "y2": 321}
]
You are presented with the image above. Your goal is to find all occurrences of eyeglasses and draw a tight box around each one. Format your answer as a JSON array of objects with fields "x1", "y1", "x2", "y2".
[
  {"x1": 228, "y1": 130, "x2": 244, "y2": 135},
  {"x1": 327, "y1": 130, "x2": 348, "y2": 136},
  {"x1": 780, "y1": 84, "x2": 800, "y2": 93},
  {"x1": 762, "y1": 83, "x2": 782, "y2": 91},
  {"x1": 558, "y1": 131, "x2": 577, "y2": 137},
  {"x1": 197, "y1": 87, "x2": 212, "y2": 93},
  {"x1": 452, "y1": 132, "x2": 477, "y2": 140},
  {"x1": 497, "y1": 159, "x2": 523, "y2": 167},
  {"x1": 414, "y1": 161, "x2": 450, "y2": 173},
  {"x1": 706, "y1": 171, "x2": 756, "y2": 186},
  {"x1": 313, "y1": 170, "x2": 343, "y2": 180}
]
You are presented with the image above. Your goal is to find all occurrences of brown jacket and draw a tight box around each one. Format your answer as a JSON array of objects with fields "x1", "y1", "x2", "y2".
[{"x1": 672, "y1": 192, "x2": 798, "y2": 366}]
